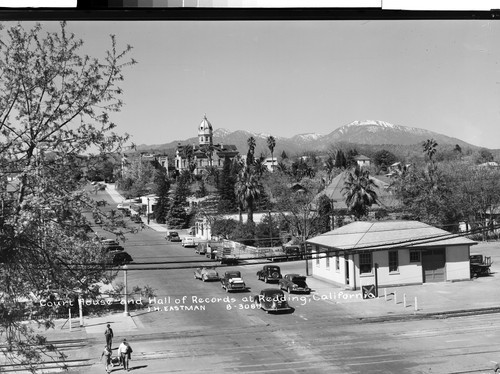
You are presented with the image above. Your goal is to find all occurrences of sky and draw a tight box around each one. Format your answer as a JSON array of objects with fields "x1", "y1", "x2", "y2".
[{"x1": 8, "y1": 19, "x2": 500, "y2": 149}]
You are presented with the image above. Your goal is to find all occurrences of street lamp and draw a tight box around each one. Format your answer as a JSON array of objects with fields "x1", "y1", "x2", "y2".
[
  {"x1": 147, "y1": 197, "x2": 150, "y2": 225},
  {"x1": 123, "y1": 264, "x2": 130, "y2": 317},
  {"x1": 268, "y1": 210, "x2": 273, "y2": 247}
]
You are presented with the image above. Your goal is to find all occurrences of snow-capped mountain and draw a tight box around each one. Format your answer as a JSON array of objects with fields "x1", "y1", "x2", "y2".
[
  {"x1": 133, "y1": 120, "x2": 478, "y2": 155},
  {"x1": 324, "y1": 120, "x2": 470, "y2": 147}
]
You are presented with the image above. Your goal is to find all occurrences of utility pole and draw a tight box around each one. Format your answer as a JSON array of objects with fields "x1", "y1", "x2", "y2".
[
  {"x1": 123, "y1": 265, "x2": 130, "y2": 317},
  {"x1": 147, "y1": 197, "x2": 150, "y2": 225}
]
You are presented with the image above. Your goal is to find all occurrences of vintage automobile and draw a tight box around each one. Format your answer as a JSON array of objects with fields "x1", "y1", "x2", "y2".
[
  {"x1": 165, "y1": 231, "x2": 181, "y2": 242},
  {"x1": 101, "y1": 239, "x2": 124, "y2": 252},
  {"x1": 182, "y1": 236, "x2": 196, "y2": 248},
  {"x1": 220, "y1": 271, "x2": 248, "y2": 292},
  {"x1": 253, "y1": 288, "x2": 292, "y2": 313},
  {"x1": 195, "y1": 242, "x2": 209, "y2": 255},
  {"x1": 194, "y1": 267, "x2": 220, "y2": 282},
  {"x1": 470, "y1": 254, "x2": 492, "y2": 277},
  {"x1": 109, "y1": 251, "x2": 133, "y2": 266},
  {"x1": 256, "y1": 265, "x2": 282, "y2": 283},
  {"x1": 279, "y1": 274, "x2": 311, "y2": 294},
  {"x1": 130, "y1": 214, "x2": 142, "y2": 223}
]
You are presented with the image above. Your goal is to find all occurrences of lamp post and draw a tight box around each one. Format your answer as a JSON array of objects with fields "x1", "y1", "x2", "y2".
[
  {"x1": 147, "y1": 197, "x2": 150, "y2": 225},
  {"x1": 123, "y1": 264, "x2": 130, "y2": 317},
  {"x1": 268, "y1": 210, "x2": 272, "y2": 247}
]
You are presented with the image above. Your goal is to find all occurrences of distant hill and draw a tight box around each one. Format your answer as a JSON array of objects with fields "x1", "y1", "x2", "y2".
[{"x1": 132, "y1": 120, "x2": 480, "y2": 157}]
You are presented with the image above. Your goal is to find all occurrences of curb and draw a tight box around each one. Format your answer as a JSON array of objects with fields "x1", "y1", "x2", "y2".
[{"x1": 357, "y1": 306, "x2": 500, "y2": 323}]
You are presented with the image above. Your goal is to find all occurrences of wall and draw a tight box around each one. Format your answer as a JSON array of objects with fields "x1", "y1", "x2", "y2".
[
  {"x1": 311, "y1": 245, "x2": 348, "y2": 287},
  {"x1": 445, "y1": 245, "x2": 470, "y2": 281}
]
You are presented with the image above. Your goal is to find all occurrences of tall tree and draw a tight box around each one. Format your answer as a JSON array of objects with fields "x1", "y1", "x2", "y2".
[
  {"x1": 423, "y1": 138, "x2": 438, "y2": 162},
  {"x1": 246, "y1": 136, "x2": 256, "y2": 166},
  {"x1": 342, "y1": 166, "x2": 378, "y2": 220},
  {"x1": 153, "y1": 167, "x2": 170, "y2": 224},
  {"x1": 267, "y1": 135, "x2": 276, "y2": 171},
  {"x1": 217, "y1": 156, "x2": 237, "y2": 213},
  {"x1": 0, "y1": 22, "x2": 134, "y2": 369},
  {"x1": 235, "y1": 165, "x2": 263, "y2": 223}
]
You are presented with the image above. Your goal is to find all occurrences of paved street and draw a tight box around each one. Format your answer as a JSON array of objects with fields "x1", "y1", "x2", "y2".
[{"x1": 22, "y1": 185, "x2": 500, "y2": 374}]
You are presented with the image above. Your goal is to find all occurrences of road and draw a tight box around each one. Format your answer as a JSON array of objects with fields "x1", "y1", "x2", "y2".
[{"x1": 81, "y1": 188, "x2": 500, "y2": 374}]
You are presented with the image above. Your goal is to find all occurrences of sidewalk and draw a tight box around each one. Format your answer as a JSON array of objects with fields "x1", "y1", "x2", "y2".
[{"x1": 305, "y1": 270, "x2": 500, "y2": 321}]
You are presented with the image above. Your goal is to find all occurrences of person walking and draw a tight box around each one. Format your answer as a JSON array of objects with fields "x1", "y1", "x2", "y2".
[
  {"x1": 104, "y1": 324, "x2": 114, "y2": 349},
  {"x1": 118, "y1": 338, "x2": 133, "y2": 371},
  {"x1": 100, "y1": 345, "x2": 112, "y2": 373}
]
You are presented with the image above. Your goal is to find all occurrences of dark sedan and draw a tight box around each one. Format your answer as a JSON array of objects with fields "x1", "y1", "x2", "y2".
[
  {"x1": 253, "y1": 289, "x2": 292, "y2": 313},
  {"x1": 279, "y1": 274, "x2": 311, "y2": 294},
  {"x1": 165, "y1": 231, "x2": 181, "y2": 242},
  {"x1": 109, "y1": 251, "x2": 133, "y2": 266}
]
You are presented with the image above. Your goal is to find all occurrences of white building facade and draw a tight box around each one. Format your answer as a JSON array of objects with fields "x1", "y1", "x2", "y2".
[{"x1": 307, "y1": 221, "x2": 476, "y2": 290}]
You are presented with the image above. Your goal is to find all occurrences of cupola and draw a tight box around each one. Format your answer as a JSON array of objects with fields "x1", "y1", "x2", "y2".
[{"x1": 198, "y1": 114, "x2": 213, "y2": 146}]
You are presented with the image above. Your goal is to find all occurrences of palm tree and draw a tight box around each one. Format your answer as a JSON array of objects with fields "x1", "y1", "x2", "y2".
[
  {"x1": 267, "y1": 135, "x2": 276, "y2": 171},
  {"x1": 423, "y1": 139, "x2": 438, "y2": 162},
  {"x1": 254, "y1": 155, "x2": 268, "y2": 177},
  {"x1": 342, "y1": 166, "x2": 378, "y2": 220},
  {"x1": 246, "y1": 136, "x2": 256, "y2": 166},
  {"x1": 235, "y1": 165, "x2": 263, "y2": 223}
]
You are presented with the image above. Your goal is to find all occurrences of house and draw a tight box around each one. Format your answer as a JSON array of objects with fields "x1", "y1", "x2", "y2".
[
  {"x1": 263, "y1": 157, "x2": 277, "y2": 171},
  {"x1": 354, "y1": 154, "x2": 371, "y2": 168},
  {"x1": 175, "y1": 115, "x2": 239, "y2": 175},
  {"x1": 306, "y1": 220, "x2": 476, "y2": 290}
]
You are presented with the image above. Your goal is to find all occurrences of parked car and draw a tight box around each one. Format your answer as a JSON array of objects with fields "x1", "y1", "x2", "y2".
[
  {"x1": 279, "y1": 274, "x2": 311, "y2": 294},
  {"x1": 195, "y1": 242, "x2": 209, "y2": 255},
  {"x1": 470, "y1": 254, "x2": 492, "y2": 277},
  {"x1": 165, "y1": 231, "x2": 181, "y2": 242},
  {"x1": 182, "y1": 236, "x2": 196, "y2": 248},
  {"x1": 101, "y1": 239, "x2": 124, "y2": 252},
  {"x1": 256, "y1": 265, "x2": 282, "y2": 283},
  {"x1": 131, "y1": 214, "x2": 142, "y2": 223},
  {"x1": 109, "y1": 251, "x2": 133, "y2": 266},
  {"x1": 194, "y1": 267, "x2": 220, "y2": 282},
  {"x1": 220, "y1": 271, "x2": 248, "y2": 292},
  {"x1": 253, "y1": 289, "x2": 292, "y2": 313}
]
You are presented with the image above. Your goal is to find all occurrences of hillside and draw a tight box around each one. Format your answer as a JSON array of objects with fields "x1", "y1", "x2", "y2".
[{"x1": 132, "y1": 120, "x2": 481, "y2": 157}]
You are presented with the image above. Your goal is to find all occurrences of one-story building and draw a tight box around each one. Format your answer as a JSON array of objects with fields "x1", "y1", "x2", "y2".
[{"x1": 306, "y1": 220, "x2": 477, "y2": 290}]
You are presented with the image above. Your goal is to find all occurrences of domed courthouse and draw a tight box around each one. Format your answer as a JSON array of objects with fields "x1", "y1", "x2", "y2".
[{"x1": 175, "y1": 115, "x2": 239, "y2": 175}]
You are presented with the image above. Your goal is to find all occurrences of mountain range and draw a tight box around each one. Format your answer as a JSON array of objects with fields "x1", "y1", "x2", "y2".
[{"x1": 134, "y1": 120, "x2": 479, "y2": 157}]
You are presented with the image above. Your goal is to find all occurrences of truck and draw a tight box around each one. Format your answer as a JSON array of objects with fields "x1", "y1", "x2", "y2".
[
  {"x1": 265, "y1": 245, "x2": 302, "y2": 262},
  {"x1": 205, "y1": 242, "x2": 218, "y2": 260},
  {"x1": 220, "y1": 271, "x2": 248, "y2": 292},
  {"x1": 216, "y1": 245, "x2": 238, "y2": 265},
  {"x1": 470, "y1": 254, "x2": 492, "y2": 278}
]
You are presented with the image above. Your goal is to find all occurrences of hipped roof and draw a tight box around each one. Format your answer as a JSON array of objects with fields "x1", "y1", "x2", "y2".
[
  {"x1": 320, "y1": 171, "x2": 399, "y2": 209},
  {"x1": 306, "y1": 220, "x2": 476, "y2": 252}
]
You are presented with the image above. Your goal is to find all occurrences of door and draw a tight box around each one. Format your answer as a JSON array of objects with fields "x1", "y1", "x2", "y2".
[
  {"x1": 344, "y1": 254, "x2": 350, "y2": 285},
  {"x1": 422, "y1": 248, "x2": 446, "y2": 282}
]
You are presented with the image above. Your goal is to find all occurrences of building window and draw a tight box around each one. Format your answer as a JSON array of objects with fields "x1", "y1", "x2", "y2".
[
  {"x1": 335, "y1": 255, "x2": 340, "y2": 271},
  {"x1": 326, "y1": 251, "x2": 330, "y2": 268},
  {"x1": 359, "y1": 253, "x2": 372, "y2": 274},
  {"x1": 410, "y1": 251, "x2": 420, "y2": 263},
  {"x1": 315, "y1": 246, "x2": 320, "y2": 265},
  {"x1": 389, "y1": 251, "x2": 399, "y2": 272}
]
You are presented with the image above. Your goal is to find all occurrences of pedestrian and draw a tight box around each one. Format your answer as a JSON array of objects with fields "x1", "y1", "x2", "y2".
[
  {"x1": 100, "y1": 345, "x2": 112, "y2": 373},
  {"x1": 104, "y1": 324, "x2": 114, "y2": 349},
  {"x1": 118, "y1": 338, "x2": 133, "y2": 371}
]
